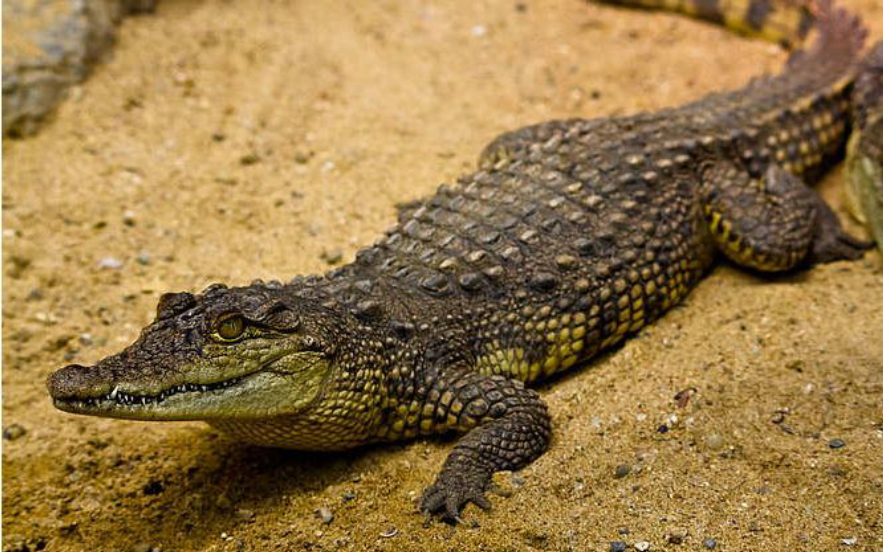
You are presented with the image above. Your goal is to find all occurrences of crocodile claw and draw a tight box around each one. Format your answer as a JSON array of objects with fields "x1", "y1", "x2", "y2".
[{"x1": 421, "y1": 468, "x2": 493, "y2": 521}]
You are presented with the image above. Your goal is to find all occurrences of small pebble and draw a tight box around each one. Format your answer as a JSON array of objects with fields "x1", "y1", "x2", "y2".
[
  {"x1": 215, "y1": 494, "x2": 232, "y2": 509},
  {"x1": 3, "y1": 424, "x2": 27, "y2": 441},
  {"x1": 240, "y1": 153, "x2": 261, "y2": 166},
  {"x1": 610, "y1": 541, "x2": 627, "y2": 552},
  {"x1": 98, "y1": 257, "x2": 124, "y2": 269},
  {"x1": 841, "y1": 536, "x2": 857, "y2": 546},
  {"x1": 667, "y1": 534, "x2": 684, "y2": 545},
  {"x1": 614, "y1": 464, "x2": 631, "y2": 479},
  {"x1": 342, "y1": 492, "x2": 356, "y2": 501},
  {"x1": 705, "y1": 433, "x2": 724, "y2": 450},
  {"x1": 703, "y1": 538, "x2": 717, "y2": 549},
  {"x1": 635, "y1": 542, "x2": 651, "y2": 552},
  {"x1": 471, "y1": 24, "x2": 487, "y2": 37},
  {"x1": 131, "y1": 543, "x2": 153, "y2": 552},
  {"x1": 142, "y1": 480, "x2": 164, "y2": 495},
  {"x1": 657, "y1": 424, "x2": 669, "y2": 434},
  {"x1": 123, "y1": 211, "x2": 137, "y2": 226},
  {"x1": 510, "y1": 473, "x2": 526, "y2": 488},
  {"x1": 379, "y1": 527, "x2": 398, "y2": 538},
  {"x1": 315, "y1": 507, "x2": 333, "y2": 524},
  {"x1": 136, "y1": 253, "x2": 151, "y2": 266},
  {"x1": 79, "y1": 333, "x2": 93, "y2": 346},
  {"x1": 829, "y1": 438, "x2": 846, "y2": 449},
  {"x1": 320, "y1": 249, "x2": 343, "y2": 265},
  {"x1": 26, "y1": 288, "x2": 44, "y2": 301},
  {"x1": 235, "y1": 508, "x2": 255, "y2": 522}
]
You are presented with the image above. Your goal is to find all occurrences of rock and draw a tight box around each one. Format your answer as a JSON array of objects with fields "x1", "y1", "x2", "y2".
[
  {"x1": 610, "y1": 542, "x2": 627, "y2": 552},
  {"x1": 7, "y1": 255, "x2": 31, "y2": 279},
  {"x1": 667, "y1": 534, "x2": 684, "y2": 545},
  {"x1": 635, "y1": 542, "x2": 651, "y2": 551},
  {"x1": 614, "y1": 464, "x2": 631, "y2": 479},
  {"x1": 315, "y1": 507, "x2": 333, "y2": 524},
  {"x1": 235, "y1": 508, "x2": 255, "y2": 522},
  {"x1": 705, "y1": 432, "x2": 724, "y2": 451},
  {"x1": 2, "y1": 0, "x2": 157, "y2": 137},
  {"x1": 98, "y1": 257, "x2": 124, "y2": 269},
  {"x1": 215, "y1": 493, "x2": 232, "y2": 509},
  {"x1": 26, "y1": 288, "x2": 44, "y2": 301},
  {"x1": 3, "y1": 424, "x2": 27, "y2": 441},
  {"x1": 142, "y1": 479, "x2": 164, "y2": 495},
  {"x1": 703, "y1": 538, "x2": 717, "y2": 549},
  {"x1": 239, "y1": 153, "x2": 261, "y2": 166},
  {"x1": 828, "y1": 438, "x2": 846, "y2": 449},
  {"x1": 320, "y1": 249, "x2": 343, "y2": 265}
]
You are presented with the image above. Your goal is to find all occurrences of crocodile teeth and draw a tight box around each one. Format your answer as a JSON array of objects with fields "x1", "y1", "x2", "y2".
[{"x1": 93, "y1": 376, "x2": 246, "y2": 407}]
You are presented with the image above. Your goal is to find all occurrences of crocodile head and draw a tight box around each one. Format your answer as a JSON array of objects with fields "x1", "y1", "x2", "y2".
[{"x1": 47, "y1": 284, "x2": 345, "y2": 421}]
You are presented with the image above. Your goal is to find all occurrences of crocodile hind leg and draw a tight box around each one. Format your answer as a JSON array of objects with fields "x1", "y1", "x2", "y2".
[
  {"x1": 700, "y1": 161, "x2": 870, "y2": 271},
  {"x1": 418, "y1": 370, "x2": 551, "y2": 521}
]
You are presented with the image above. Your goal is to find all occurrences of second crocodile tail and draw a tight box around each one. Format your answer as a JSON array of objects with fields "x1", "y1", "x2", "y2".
[{"x1": 599, "y1": 0, "x2": 816, "y2": 47}]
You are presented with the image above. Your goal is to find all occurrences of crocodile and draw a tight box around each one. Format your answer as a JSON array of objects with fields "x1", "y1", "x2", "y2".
[
  {"x1": 846, "y1": 41, "x2": 883, "y2": 254},
  {"x1": 48, "y1": 0, "x2": 873, "y2": 520}
]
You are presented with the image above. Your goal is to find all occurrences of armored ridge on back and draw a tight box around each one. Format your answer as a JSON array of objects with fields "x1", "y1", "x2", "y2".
[{"x1": 48, "y1": 0, "x2": 873, "y2": 520}]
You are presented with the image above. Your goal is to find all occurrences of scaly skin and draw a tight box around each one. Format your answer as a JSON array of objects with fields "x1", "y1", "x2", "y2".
[
  {"x1": 846, "y1": 41, "x2": 883, "y2": 254},
  {"x1": 48, "y1": 0, "x2": 871, "y2": 520}
]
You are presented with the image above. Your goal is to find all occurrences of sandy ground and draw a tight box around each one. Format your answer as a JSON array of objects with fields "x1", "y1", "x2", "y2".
[{"x1": 3, "y1": 1, "x2": 883, "y2": 551}]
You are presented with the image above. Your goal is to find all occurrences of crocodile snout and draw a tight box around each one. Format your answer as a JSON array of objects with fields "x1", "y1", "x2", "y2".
[{"x1": 47, "y1": 364, "x2": 106, "y2": 401}]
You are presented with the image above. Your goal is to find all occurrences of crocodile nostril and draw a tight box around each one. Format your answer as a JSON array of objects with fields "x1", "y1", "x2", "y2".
[{"x1": 47, "y1": 364, "x2": 99, "y2": 400}]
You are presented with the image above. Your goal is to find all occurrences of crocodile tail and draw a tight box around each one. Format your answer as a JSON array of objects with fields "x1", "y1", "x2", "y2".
[{"x1": 596, "y1": 0, "x2": 816, "y2": 48}]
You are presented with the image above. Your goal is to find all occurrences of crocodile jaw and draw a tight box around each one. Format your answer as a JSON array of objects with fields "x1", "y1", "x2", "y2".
[{"x1": 48, "y1": 352, "x2": 330, "y2": 421}]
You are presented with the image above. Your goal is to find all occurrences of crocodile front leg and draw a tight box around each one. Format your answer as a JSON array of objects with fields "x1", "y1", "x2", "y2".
[{"x1": 417, "y1": 369, "x2": 551, "y2": 520}]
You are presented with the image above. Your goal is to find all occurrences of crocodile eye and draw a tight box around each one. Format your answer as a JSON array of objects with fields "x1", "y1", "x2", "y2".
[{"x1": 217, "y1": 316, "x2": 245, "y2": 341}]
